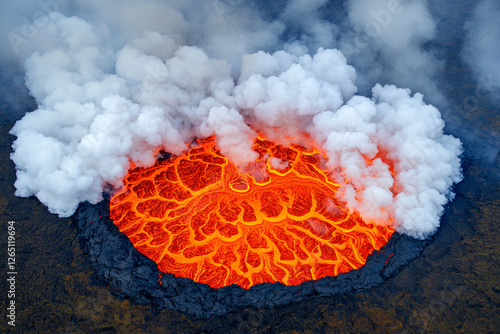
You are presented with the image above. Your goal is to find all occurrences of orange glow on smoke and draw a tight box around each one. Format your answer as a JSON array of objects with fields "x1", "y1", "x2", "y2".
[{"x1": 110, "y1": 136, "x2": 394, "y2": 289}]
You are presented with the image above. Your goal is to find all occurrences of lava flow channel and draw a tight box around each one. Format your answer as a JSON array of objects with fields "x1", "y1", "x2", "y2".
[{"x1": 110, "y1": 137, "x2": 394, "y2": 289}]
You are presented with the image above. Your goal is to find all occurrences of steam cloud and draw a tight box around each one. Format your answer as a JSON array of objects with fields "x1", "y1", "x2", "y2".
[
  {"x1": 463, "y1": 0, "x2": 500, "y2": 106},
  {"x1": 7, "y1": 0, "x2": 465, "y2": 239}
]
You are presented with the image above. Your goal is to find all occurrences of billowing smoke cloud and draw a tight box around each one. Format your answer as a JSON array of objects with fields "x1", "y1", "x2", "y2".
[
  {"x1": 340, "y1": 0, "x2": 445, "y2": 106},
  {"x1": 7, "y1": 0, "x2": 463, "y2": 239},
  {"x1": 462, "y1": 0, "x2": 500, "y2": 106},
  {"x1": 232, "y1": 48, "x2": 462, "y2": 238}
]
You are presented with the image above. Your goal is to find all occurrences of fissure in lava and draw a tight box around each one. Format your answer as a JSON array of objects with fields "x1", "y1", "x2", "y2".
[{"x1": 110, "y1": 136, "x2": 394, "y2": 289}]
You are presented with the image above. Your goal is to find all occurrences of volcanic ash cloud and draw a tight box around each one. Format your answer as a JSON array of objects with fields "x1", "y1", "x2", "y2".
[{"x1": 10, "y1": 13, "x2": 462, "y2": 239}]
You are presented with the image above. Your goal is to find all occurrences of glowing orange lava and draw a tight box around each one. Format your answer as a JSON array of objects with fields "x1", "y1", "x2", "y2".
[{"x1": 110, "y1": 137, "x2": 394, "y2": 289}]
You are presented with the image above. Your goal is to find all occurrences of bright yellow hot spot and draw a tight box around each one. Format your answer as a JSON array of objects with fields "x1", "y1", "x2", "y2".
[{"x1": 110, "y1": 136, "x2": 394, "y2": 289}]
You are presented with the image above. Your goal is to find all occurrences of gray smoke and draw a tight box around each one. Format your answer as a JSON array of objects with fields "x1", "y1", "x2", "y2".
[{"x1": 463, "y1": 0, "x2": 500, "y2": 106}]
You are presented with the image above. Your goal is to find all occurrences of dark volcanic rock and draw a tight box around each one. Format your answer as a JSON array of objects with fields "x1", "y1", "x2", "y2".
[{"x1": 74, "y1": 198, "x2": 426, "y2": 318}]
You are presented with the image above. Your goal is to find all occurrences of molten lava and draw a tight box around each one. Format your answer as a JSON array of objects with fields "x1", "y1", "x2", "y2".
[{"x1": 110, "y1": 137, "x2": 394, "y2": 289}]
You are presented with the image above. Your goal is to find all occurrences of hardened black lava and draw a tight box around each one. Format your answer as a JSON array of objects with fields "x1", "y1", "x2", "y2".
[{"x1": 74, "y1": 197, "x2": 426, "y2": 318}]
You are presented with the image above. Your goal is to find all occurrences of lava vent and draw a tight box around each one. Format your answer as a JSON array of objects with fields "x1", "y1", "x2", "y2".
[{"x1": 110, "y1": 137, "x2": 394, "y2": 289}]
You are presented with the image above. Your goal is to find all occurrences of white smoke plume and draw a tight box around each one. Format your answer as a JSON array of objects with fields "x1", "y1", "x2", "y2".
[
  {"x1": 463, "y1": 0, "x2": 500, "y2": 106},
  {"x1": 7, "y1": 0, "x2": 463, "y2": 239},
  {"x1": 340, "y1": 0, "x2": 445, "y2": 106}
]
